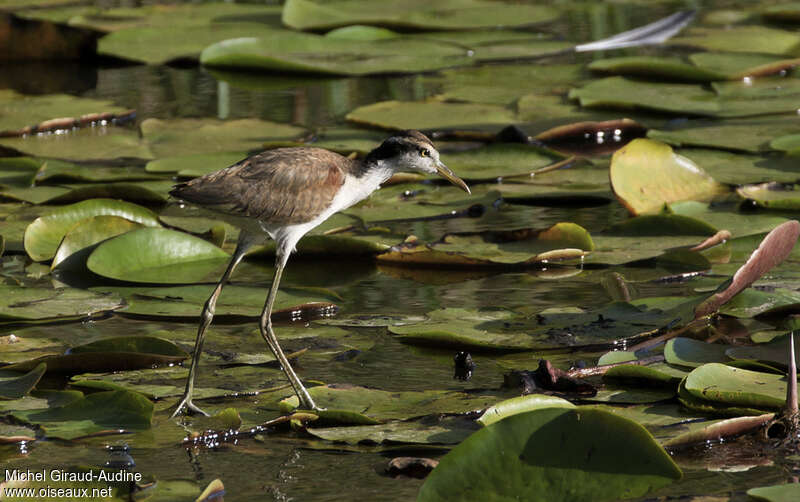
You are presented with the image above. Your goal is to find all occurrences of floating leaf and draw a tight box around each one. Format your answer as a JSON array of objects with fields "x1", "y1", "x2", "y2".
[
  {"x1": 737, "y1": 183, "x2": 800, "y2": 210},
  {"x1": 588, "y1": 56, "x2": 726, "y2": 82},
  {"x1": 200, "y1": 32, "x2": 472, "y2": 76},
  {"x1": 664, "y1": 337, "x2": 731, "y2": 368},
  {"x1": 477, "y1": 395, "x2": 575, "y2": 427},
  {"x1": 0, "y1": 363, "x2": 46, "y2": 399},
  {"x1": 140, "y1": 118, "x2": 305, "y2": 158},
  {"x1": 747, "y1": 483, "x2": 800, "y2": 502},
  {"x1": 346, "y1": 100, "x2": 515, "y2": 132},
  {"x1": 569, "y1": 77, "x2": 719, "y2": 116},
  {"x1": 307, "y1": 416, "x2": 478, "y2": 445},
  {"x1": 86, "y1": 227, "x2": 229, "y2": 284},
  {"x1": 282, "y1": 0, "x2": 559, "y2": 31},
  {"x1": 145, "y1": 151, "x2": 247, "y2": 177},
  {"x1": 52, "y1": 215, "x2": 143, "y2": 271},
  {"x1": 24, "y1": 198, "x2": 160, "y2": 262},
  {"x1": 100, "y1": 284, "x2": 338, "y2": 319},
  {"x1": 377, "y1": 223, "x2": 593, "y2": 267},
  {"x1": 726, "y1": 333, "x2": 800, "y2": 370},
  {"x1": 684, "y1": 363, "x2": 792, "y2": 410},
  {"x1": 609, "y1": 139, "x2": 727, "y2": 215},
  {"x1": 11, "y1": 389, "x2": 153, "y2": 439},
  {"x1": 0, "y1": 286, "x2": 123, "y2": 323},
  {"x1": 279, "y1": 384, "x2": 504, "y2": 421},
  {"x1": 418, "y1": 407, "x2": 682, "y2": 502},
  {"x1": 671, "y1": 26, "x2": 800, "y2": 55},
  {"x1": 648, "y1": 116, "x2": 800, "y2": 153}
]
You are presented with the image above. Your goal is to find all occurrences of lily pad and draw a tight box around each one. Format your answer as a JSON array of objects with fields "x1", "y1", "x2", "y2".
[
  {"x1": 737, "y1": 183, "x2": 800, "y2": 210},
  {"x1": 648, "y1": 117, "x2": 800, "y2": 153},
  {"x1": 145, "y1": 151, "x2": 247, "y2": 177},
  {"x1": 0, "y1": 89, "x2": 128, "y2": 133},
  {"x1": 200, "y1": 31, "x2": 473, "y2": 76},
  {"x1": 345, "y1": 100, "x2": 515, "y2": 132},
  {"x1": 52, "y1": 215, "x2": 143, "y2": 271},
  {"x1": 24, "y1": 198, "x2": 160, "y2": 262},
  {"x1": 477, "y1": 394, "x2": 575, "y2": 427},
  {"x1": 388, "y1": 308, "x2": 537, "y2": 351},
  {"x1": 140, "y1": 118, "x2": 305, "y2": 158},
  {"x1": 86, "y1": 227, "x2": 230, "y2": 284},
  {"x1": 671, "y1": 26, "x2": 800, "y2": 55},
  {"x1": 282, "y1": 0, "x2": 559, "y2": 31},
  {"x1": 307, "y1": 416, "x2": 478, "y2": 445},
  {"x1": 664, "y1": 337, "x2": 731, "y2": 368},
  {"x1": 0, "y1": 286, "x2": 123, "y2": 323},
  {"x1": 748, "y1": 483, "x2": 800, "y2": 502},
  {"x1": 683, "y1": 363, "x2": 792, "y2": 410},
  {"x1": 610, "y1": 139, "x2": 727, "y2": 215},
  {"x1": 279, "y1": 384, "x2": 504, "y2": 421},
  {"x1": 377, "y1": 223, "x2": 593, "y2": 267},
  {"x1": 726, "y1": 333, "x2": 800, "y2": 370},
  {"x1": 100, "y1": 284, "x2": 338, "y2": 319},
  {"x1": 588, "y1": 56, "x2": 726, "y2": 82},
  {"x1": 11, "y1": 389, "x2": 153, "y2": 439},
  {"x1": 418, "y1": 407, "x2": 682, "y2": 502},
  {"x1": 0, "y1": 363, "x2": 46, "y2": 399}
]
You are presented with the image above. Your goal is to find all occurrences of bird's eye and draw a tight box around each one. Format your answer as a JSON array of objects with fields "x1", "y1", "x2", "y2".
[{"x1": 420, "y1": 149, "x2": 430, "y2": 157}]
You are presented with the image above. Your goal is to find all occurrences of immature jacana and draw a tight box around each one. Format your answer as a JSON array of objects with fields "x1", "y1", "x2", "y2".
[{"x1": 170, "y1": 130, "x2": 470, "y2": 416}]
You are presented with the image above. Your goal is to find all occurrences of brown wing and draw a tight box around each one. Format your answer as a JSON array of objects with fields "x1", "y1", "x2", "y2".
[{"x1": 170, "y1": 148, "x2": 348, "y2": 225}]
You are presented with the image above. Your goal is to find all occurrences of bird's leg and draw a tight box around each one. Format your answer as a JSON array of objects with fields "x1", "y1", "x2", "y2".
[
  {"x1": 171, "y1": 236, "x2": 252, "y2": 418},
  {"x1": 259, "y1": 255, "x2": 322, "y2": 412}
]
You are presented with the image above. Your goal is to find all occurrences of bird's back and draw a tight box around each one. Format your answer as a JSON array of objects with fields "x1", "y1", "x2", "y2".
[{"x1": 170, "y1": 147, "x2": 350, "y2": 225}]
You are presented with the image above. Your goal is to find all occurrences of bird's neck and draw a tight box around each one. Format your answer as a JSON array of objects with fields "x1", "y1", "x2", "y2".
[{"x1": 354, "y1": 157, "x2": 397, "y2": 184}]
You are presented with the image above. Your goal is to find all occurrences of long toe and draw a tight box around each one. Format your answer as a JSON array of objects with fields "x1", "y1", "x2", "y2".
[{"x1": 171, "y1": 397, "x2": 210, "y2": 418}]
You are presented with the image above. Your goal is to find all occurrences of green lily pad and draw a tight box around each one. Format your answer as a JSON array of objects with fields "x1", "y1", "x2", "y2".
[
  {"x1": 307, "y1": 416, "x2": 478, "y2": 445},
  {"x1": 586, "y1": 387, "x2": 677, "y2": 404},
  {"x1": 0, "y1": 89, "x2": 129, "y2": 133},
  {"x1": 588, "y1": 56, "x2": 726, "y2": 82},
  {"x1": 34, "y1": 158, "x2": 161, "y2": 184},
  {"x1": 676, "y1": 148, "x2": 800, "y2": 185},
  {"x1": 282, "y1": 0, "x2": 559, "y2": 31},
  {"x1": 279, "y1": 384, "x2": 504, "y2": 421},
  {"x1": 717, "y1": 288, "x2": 800, "y2": 318},
  {"x1": 200, "y1": 31, "x2": 473, "y2": 76},
  {"x1": 388, "y1": 308, "x2": 536, "y2": 351},
  {"x1": 684, "y1": 363, "x2": 792, "y2": 410},
  {"x1": 0, "y1": 286, "x2": 123, "y2": 323},
  {"x1": 86, "y1": 227, "x2": 229, "y2": 283},
  {"x1": 418, "y1": 407, "x2": 682, "y2": 502},
  {"x1": 603, "y1": 363, "x2": 687, "y2": 387},
  {"x1": 346, "y1": 100, "x2": 516, "y2": 132},
  {"x1": 477, "y1": 394, "x2": 575, "y2": 427},
  {"x1": 140, "y1": 118, "x2": 305, "y2": 158},
  {"x1": 569, "y1": 77, "x2": 720, "y2": 117},
  {"x1": 726, "y1": 333, "x2": 800, "y2": 370},
  {"x1": 0, "y1": 363, "x2": 46, "y2": 399},
  {"x1": 440, "y1": 143, "x2": 566, "y2": 181},
  {"x1": 664, "y1": 337, "x2": 732, "y2": 368},
  {"x1": 689, "y1": 52, "x2": 800, "y2": 79},
  {"x1": 610, "y1": 139, "x2": 727, "y2": 215},
  {"x1": 52, "y1": 215, "x2": 143, "y2": 271},
  {"x1": 737, "y1": 183, "x2": 800, "y2": 210},
  {"x1": 0, "y1": 126, "x2": 152, "y2": 161},
  {"x1": 671, "y1": 26, "x2": 800, "y2": 55},
  {"x1": 24, "y1": 198, "x2": 160, "y2": 262},
  {"x1": 145, "y1": 151, "x2": 247, "y2": 177},
  {"x1": 377, "y1": 223, "x2": 593, "y2": 267},
  {"x1": 648, "y1": 116, "x2": 800, "y2": 153},
  {"x1": 11, "y1": 389, "x2": 153, "y2": 439},
  {"x1": 748, "y1": 483, "x2": 800, "y2": 502},
  {"x1": 100, "y1": 284, "x2": 338, "y2": 319}
]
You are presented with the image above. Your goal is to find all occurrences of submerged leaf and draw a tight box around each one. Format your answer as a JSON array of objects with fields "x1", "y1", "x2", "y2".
[{"x1": 0, "y1": 363, "x2": 46, "y2": 399}]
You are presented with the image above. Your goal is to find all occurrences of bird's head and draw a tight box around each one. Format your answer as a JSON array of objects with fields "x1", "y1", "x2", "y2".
[{"x1": 366, "y1": 130, "x2": 470, "y2": 194}]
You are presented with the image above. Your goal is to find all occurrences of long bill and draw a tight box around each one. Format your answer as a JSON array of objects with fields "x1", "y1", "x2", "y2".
[{"x1": 436, "y1": 161, "x2": 471, "y2": 194}]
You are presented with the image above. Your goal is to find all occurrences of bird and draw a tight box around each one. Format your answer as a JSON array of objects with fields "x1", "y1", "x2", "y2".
[{"x1": 169, "y1": 130, "x2": 470, "y2": 417}]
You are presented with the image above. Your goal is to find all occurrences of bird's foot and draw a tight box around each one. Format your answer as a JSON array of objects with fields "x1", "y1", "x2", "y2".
[{"x1": 170, "y1": 396, "x2": 210, "y2": 418}]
